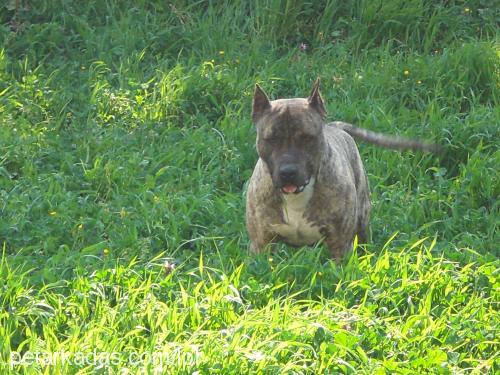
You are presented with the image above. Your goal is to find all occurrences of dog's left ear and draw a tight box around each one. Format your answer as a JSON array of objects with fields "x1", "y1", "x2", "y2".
[
  {"x1": 252, "y1": 84, "x2": 271, "y2": 123},
  {"x1": 308, "y1": 78, "x2": 326, "y2": 119}
]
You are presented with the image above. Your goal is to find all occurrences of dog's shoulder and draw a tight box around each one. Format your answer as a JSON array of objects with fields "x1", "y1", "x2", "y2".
[
  {"x1": 324, "y1": 123, "x2": 357, "y2": 146},
  {"x1": 322, "y1": 124, "x2": 360, "y2": 162}
]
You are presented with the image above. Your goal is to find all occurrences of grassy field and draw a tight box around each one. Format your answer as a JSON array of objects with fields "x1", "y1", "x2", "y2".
[{"x1": 0, "y1": 0, "x2": 498, "y2": 373}]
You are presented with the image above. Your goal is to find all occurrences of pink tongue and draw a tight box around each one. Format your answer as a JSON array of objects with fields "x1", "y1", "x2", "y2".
[{"x1": 282, "y1": 184, "x2": 298, "y2": 194}]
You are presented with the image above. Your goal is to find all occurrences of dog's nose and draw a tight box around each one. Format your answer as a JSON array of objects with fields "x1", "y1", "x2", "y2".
[{"x1": 279, "y1": 164, "x2": 298, "y2": 181}]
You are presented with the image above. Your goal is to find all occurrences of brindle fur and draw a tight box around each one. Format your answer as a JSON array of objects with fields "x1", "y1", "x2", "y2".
[{"x1": 246, "y1": 79, "x2": 437, "y2": 261}]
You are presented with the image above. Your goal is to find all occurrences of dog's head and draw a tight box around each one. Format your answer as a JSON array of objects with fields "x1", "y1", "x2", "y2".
[{"x1": 252, "y1": 79, "x2": 327, "y2": 195}]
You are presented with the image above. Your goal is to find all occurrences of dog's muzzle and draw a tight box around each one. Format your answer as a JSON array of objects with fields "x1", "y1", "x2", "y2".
[
  {"x1": 277, "y1": 163, "x2": 310, "y2": 194},
  {"x1": 281, "y1": 179, "x2": 310, "y2": 194}
]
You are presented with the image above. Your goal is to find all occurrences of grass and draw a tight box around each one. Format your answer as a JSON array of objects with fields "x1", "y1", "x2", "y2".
[{"x1": 0, "y1": 0, "x2": 498, "y2": 373}]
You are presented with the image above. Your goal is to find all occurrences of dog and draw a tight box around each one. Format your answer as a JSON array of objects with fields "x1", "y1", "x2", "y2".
[{"x1": 246, "y1": 79, "x2": 439, "y2": 261}]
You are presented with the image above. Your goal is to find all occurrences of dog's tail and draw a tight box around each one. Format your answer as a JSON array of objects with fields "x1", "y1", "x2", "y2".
[{"x1": 328, "y1": 121, "x2": 441, "y2": 153}]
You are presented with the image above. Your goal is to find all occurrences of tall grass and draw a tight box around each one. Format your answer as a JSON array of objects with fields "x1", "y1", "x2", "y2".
[{"x1": 0, "y1": 0, "x2": 498, "y2": 373}]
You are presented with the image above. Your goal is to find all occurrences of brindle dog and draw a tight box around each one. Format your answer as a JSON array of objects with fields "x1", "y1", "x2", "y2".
[{"x1": 246, "y1": 79, "x2": 438, "y2": 261}]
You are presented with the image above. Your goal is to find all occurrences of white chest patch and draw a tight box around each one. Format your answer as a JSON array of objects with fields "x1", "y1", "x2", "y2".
[{"x1": 271, "y1": 178, "x2": 322, "y2": 246}]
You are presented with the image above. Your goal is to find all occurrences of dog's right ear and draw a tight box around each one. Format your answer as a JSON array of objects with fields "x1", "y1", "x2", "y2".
[{"x1": 252, "y1": 84, "x2": 271, "y2": 123}]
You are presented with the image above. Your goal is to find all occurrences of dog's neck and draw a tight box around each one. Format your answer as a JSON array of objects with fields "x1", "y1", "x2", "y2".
[
  {"x1": 281, "y1": 177, "x2": 315, "y2": 213},
  {"x1": 274, "y1": 177, "x2": 321, "y2": 246}
]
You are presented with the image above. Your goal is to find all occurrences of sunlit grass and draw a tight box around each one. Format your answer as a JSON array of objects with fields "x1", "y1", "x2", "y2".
[{"x1": 0, "y1": 0, "x2": 498, "y2": 373}]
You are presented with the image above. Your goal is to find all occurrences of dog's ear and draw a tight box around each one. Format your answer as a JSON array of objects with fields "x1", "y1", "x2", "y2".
[
  {"x1": 252, "y1": 84, "x2": 271, "y2": 123},
  {"x1": 308, "y1": 78, "x2": 326, "y2": 119}
]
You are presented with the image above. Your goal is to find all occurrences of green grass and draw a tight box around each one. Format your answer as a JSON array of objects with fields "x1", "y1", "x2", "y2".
[{"x1": 0, "y1": 0, "x2": 498, "y2": 373}]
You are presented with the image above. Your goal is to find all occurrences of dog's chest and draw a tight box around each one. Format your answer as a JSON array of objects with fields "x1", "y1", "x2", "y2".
[{"x1": 271, "y1": 182, "x2": 322, "y2": 246}]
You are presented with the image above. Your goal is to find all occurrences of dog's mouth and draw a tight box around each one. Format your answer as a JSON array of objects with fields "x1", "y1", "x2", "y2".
[{"x1": 280, "y1": 179, "x2": 310, "y2": 195}]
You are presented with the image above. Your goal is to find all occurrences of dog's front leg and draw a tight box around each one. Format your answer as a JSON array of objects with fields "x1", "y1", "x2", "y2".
[
  {"x1": 249, "y1": 232, "x2": 276, "y2": 254},
  {"x1": 325, "y1": 237, "x2": 352, "y2": 262}
]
